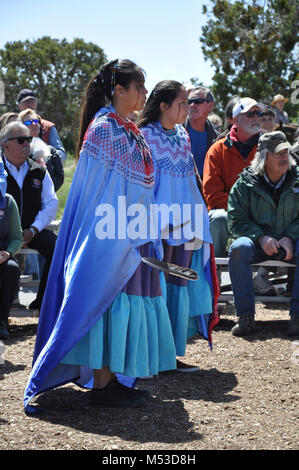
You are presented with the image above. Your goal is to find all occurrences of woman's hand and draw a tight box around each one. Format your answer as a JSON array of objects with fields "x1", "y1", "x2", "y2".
[
  {"x1": 22, "y1": 229, "x2": 34, "y2": 247},
  {"x1": 0, "y1": 251, "x2": 10, "y2": 264}
]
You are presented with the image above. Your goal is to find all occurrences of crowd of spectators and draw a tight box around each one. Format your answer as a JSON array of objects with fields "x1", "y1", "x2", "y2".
[
  {"x1": 0, "y1": 89, "x2": 64, "y2": 337},
  {"x1": 0, "y1": 85, "x2": 298, "y2": 340}
]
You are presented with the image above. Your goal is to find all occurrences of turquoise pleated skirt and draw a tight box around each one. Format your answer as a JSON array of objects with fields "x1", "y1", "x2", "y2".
[
  {"x1": 164, "y1": 246, "x2": 212, "y2": 356},
  {"x1": 61, "y1": 244, "x2": 177, "y2": 378}
]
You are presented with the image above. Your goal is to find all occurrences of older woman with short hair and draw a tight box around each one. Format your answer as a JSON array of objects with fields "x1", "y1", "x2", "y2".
[{"x1": 19, "y1": 109, "x2": 64, "y2": 192}]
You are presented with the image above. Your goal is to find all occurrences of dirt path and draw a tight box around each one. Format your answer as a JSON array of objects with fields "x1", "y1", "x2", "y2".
[{"x1": 0, "y1": 302, "x2": 298, "y2": 451}]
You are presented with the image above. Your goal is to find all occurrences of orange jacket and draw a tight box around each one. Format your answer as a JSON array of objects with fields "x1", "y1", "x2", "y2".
[
  {"x1": 202, "y1": 135, "x2": 258, "y2": 211},
  {"x1": 40, "y1": 118, "x2": 55, "y2": 144}
]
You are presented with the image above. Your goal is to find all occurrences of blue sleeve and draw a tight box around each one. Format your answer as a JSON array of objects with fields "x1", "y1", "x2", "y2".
[{"x1": 48, "y1": 127, "x2": 67, "y2": 162}]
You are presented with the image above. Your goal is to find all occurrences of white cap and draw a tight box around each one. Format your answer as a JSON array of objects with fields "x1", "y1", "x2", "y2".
[{"x1": 232, "y1": 97, "x2": 265, "y2": 118}]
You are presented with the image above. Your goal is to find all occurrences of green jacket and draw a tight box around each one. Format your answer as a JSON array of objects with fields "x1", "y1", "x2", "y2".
[{"x1": 227, "y1": 165, "x2": 299, "y2": 243}]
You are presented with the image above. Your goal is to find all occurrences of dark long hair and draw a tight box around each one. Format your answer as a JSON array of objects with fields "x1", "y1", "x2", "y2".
[
  {"x1": 76, "y1": 59, "x2": 145, "y2": 161},
  {"x1": 137, "y1": 80, "x2": 183, "y2": 128}
]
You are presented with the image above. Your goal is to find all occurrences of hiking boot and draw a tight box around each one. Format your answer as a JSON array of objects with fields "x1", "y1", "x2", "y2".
[
  {"x1": 176, "y1": 359, "x2": 200, "y2": 372},
  {"x1": 231, "y1": 315, "x2": 257, "y2": 337},
  {"x1": 0, "y1": 321, "x2": 9, "y2": 340},
  {"x1": 89, "y1": 378, "x2": 147, "y2": 408},
  {"x1": 287, "y1": 318, "x2": 299, "y2": 337},
  {"x1": 253, "y1": 268, "x2": 276, "y2": 295}
]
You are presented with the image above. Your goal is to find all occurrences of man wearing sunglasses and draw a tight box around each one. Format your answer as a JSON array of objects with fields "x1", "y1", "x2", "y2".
[
  {"x1": 185, "y1": 87, "x2": 218, "y2": 178},
  {"x1": 202, "y1": 97, "x2": 264, "y2": 266},
  {"x1": 17, "y1": 89, "x2": 67, "y2": 163},
  {"x1": 0, "y1": 121, "x2": 58, "y2": 315}
]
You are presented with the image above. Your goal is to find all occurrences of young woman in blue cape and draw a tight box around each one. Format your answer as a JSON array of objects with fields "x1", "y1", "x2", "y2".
[
  {"x1": 24, "y1": 60, "x2": 177, "y2": 412},
  {"x1": 138, "y1": 81, "x2": 219, "y2": 370}
]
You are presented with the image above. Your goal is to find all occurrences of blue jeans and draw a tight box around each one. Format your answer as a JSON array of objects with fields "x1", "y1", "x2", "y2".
[
  {"x1": 228, "y1": 236, "x2": 299, "y2": 318},
  {"x1": 209, "y1": 209, "x2": 228, "y2": 257}
]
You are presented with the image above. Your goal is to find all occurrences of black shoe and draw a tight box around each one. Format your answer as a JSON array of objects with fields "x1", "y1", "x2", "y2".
[
  {"x1": 89, "y1": 378, "x2": 147, "y2": 408},
  {"x1": 287, "y1": 318, "x2": 299, "y2": 337},
  {"x1": 231, "y1": 315, "x2": 257, "y2": 337},
  {"x1": 29, "y1": 299, "x2": 41, "y2": 310},
  {"x1": 133, "y1": 387, "x2": 150, "y2": 397},
  {"x1": 0, "y1": 321, "x2": 9, "y2": 340}
]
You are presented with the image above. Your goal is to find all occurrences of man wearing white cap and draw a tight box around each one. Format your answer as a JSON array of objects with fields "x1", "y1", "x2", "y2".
[{"x1": 202, "y1": 97, "x2": 264, "y2": 267}]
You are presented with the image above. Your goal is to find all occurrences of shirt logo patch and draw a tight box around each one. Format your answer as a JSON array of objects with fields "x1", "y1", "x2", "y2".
[{"x1": 32, "y1": 179, "x2": 42, "y2": 189}]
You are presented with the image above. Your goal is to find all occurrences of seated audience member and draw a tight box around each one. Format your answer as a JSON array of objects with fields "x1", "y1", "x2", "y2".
[
  {"x1": 19, "y1": 109, "x2": 64, "y2": 192},
  {"x1": 227, "y1": 131, "x2": 299, "y2": 337},
  {"x1": 185, "y1": 86, "x2": 218, "y2": 178},
  {"x1": 255, "y1": 104, "x2": 286, "y2": 294},
  {"x1": 260, "y1": 105, "x2": 276, "y2": 133},
  {"x1": 271, "y1": 94, "x2": 289, "y2": 126},
  {"x1": 0, "y1": 121, "x2": 58, "y2": 315},
  {"x1": 216, "y1": 96, "x2": 240, "y2": 141},
  {"x1": 0, "y1": 112, "x2": 19, "y2": 129},
  {"x1": 17, "y1": 89, "x2": 67, "y2": 162},
  {"x1": 0, "y1": 159, "x2": 22, "y2": 340},
  {"x1": 208, "y1": 113, "x2": 223, "y2": 133},
  {"x1": 0, "y1": 113, "x2": 20, "y2": 159},
  {"x1": 202, "y1": 97, "x2": 263, "y2": 258}
]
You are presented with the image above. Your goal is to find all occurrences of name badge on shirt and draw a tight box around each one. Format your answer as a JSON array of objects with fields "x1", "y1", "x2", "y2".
[
  {"x1": 0, "y1": 209, "x2": 4, "y2": 219},
  {"x1": 32, "y1": 179, "x2": 42, "y2": 189}
]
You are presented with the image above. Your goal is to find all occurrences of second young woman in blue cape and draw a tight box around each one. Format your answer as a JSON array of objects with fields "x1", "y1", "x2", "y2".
[
  {"x1": 24, "y1": 60, "x2": 177, "y2": 412},
  {"x1": 138, "y1": 81, "x2": 219, "y2": 365}
]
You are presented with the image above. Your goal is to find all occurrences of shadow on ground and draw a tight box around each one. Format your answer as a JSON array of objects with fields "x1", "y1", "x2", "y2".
[{"x1": 26, "y1": 366, "x2": 239, "y2": 445}]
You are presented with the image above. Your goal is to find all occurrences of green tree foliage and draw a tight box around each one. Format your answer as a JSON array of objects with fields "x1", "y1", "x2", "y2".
[
  {"x1": 0, "y1": 37, "x2": 107, "y2": 152},
  {"x1": 200, "y1": 0, "x2": 299, "y2": 120}
]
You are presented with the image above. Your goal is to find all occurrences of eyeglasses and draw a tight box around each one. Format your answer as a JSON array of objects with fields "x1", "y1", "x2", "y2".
[
  {"x1": 188, "y1": 98, "x2": 208, "y2": 105},
  {"x1": 245, "y1": 110, "x2": 262, "y2": 118},
  {"x1": 261, "y1": 112, "x2": 274, "y2": 118},
  {"x1": 5, "y1": 136, "x2": 32, "y2": 144},
  {"x1": 24, "y1": 119, "x2": 39, "y2": 126},
  {"x1": 261, "y1": 116, "x2": 274, "y2": 121}
]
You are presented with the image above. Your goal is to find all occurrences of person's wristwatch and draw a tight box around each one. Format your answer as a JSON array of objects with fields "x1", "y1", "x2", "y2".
[{"x1": 29, "y1": 226, "x2": 39, "y2": 238}]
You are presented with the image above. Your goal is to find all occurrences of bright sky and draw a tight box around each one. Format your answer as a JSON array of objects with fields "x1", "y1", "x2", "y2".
[{"x1": 0, "y1": 0, "x2": 214, "y2": 94}]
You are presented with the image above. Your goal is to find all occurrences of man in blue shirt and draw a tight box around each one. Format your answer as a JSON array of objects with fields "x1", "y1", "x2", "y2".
[{"x1": 185, "y1": 87, "x2": 218, "y2": 178}]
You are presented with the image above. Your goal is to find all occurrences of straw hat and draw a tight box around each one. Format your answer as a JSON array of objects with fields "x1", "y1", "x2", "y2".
[{"x1": 271, "y1": 94, "x2": 288, "y2": 106}]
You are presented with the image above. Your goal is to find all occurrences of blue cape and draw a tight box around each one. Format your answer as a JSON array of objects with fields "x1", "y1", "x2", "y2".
[
  {"x1": 24, "y1": 107, "x2": 159, "y2": 412},
  {"x1": 141, "y1": 122, "x2": 212, "y2": 246}
]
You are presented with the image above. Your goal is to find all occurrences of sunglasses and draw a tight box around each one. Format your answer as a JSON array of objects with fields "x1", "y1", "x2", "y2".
[
  {"x1": 24, "y1": 119, "x2": 39, "y2": 126},
  {"x1": 5, "y1": 136, "x2": 32, "y2": 144},
  {"x1": 261, "y1": 116, "x2": 274, "y2": 121},
  {"x1": 261, "y1": 112, "x2": 274, "y2": 118},
  {"x1": 245, "y1": 110, "x2": 262, "y2": 118},
  {"x1": 188, "y1": 98, "x2": 208, "y2": 105}
]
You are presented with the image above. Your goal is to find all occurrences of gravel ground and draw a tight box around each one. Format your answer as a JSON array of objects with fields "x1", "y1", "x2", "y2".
[{"x1": 0, "y1": 300, "x2": 298, "y2": 453}]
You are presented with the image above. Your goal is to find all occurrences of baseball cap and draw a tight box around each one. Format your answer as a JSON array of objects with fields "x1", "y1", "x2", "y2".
[
  {"x1": 257, "y1": 131, "x2": 291, "y2": 154},
  {"x1": 260, "y1": 104, "x2": 275, "y2": 118},
  {"x1": 232, "y1": 97, "x2": 264, "y2": 118},
  {"x1": 17, "y1": 89, "x2": 37, "y2": 104}
]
